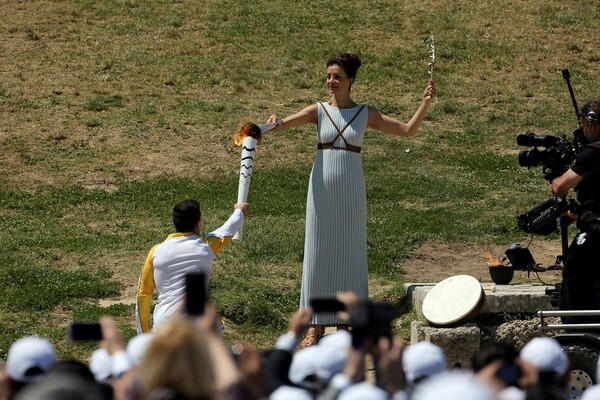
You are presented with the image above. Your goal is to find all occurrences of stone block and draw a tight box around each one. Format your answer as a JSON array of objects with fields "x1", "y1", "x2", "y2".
[
  {"x1": 406, "y1": 283, "x2": 555, "y2": 318},
  {"x1": 410, "y1": 320, "x2": 480, "y2": 369}
]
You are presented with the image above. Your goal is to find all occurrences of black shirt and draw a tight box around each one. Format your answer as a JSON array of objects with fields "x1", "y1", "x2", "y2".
[{"x1": 572, "y1": 141, "x2": 600, "y2": 216}]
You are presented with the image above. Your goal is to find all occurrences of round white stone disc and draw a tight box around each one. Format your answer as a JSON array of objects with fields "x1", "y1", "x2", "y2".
[{"x1": 422, "y1": 275, "x2": 485, "y2": 326}]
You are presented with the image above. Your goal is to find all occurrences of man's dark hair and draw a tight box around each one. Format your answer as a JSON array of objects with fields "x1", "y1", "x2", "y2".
[
  {"x1": 580, "y1": 98, "x2": 600, "y2": 124},
  {"x1": 471, "y1": 341, "x2": 518, "y2": 372},
  {"x1": 173, "y1": 200, "x2": 201, "y2": 232}
]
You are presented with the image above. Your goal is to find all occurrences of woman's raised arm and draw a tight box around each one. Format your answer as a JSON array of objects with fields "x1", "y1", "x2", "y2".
[
  {"x1": 267, "y1": 103, "x2": 319, "y2": 132},
  {"x1": 368, "y1": 80, "x2": 435, "y2": 137}
]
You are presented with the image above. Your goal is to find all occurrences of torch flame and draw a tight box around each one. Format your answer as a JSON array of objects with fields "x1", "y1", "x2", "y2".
[
  {"x1": 233, "y1": 122, "x2": 262, "y2": 146},
  {"x1": 483, "y1": 245, "x2": 503, "y2": 266}
]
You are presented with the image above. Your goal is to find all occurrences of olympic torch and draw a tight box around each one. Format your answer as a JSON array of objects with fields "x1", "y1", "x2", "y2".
[{"x1": 232, "y1": 123, "x2": 262, "y2": 241}]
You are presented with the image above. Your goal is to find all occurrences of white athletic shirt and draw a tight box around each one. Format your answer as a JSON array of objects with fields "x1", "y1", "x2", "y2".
[{"x1": 136, "y1": 209, "x2": 243, "y2": 333}]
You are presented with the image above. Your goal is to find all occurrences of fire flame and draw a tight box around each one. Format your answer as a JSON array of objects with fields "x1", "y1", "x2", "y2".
[
  {"x1": 483, "y1": 246, "x2": 503, "y2": 266},
  {"x1": 233, "y1": 122, "x2": 262, "y2": 146}
]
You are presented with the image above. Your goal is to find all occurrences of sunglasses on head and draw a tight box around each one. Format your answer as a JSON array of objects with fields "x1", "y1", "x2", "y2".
[{"x1": 580, "y1": 110, "x2": 599, "y2": 124}]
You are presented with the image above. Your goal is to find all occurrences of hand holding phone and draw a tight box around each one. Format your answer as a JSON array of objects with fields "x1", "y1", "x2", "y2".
[
  {"x1": 310, "y1": 298, "x2": 345, "y2": 313},
  {"x1": 496, "y1": 363, "x2": 523, "y2": 387},
  {"x1": 68, "y1": 322, "x2": 103, "y2": 341}
]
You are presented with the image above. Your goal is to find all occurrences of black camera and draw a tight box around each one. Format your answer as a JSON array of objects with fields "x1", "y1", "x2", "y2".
[
  {"x1": 516, "y1": 198, "x2": 568, "y2": 236},
  {"x1": 350, "y1": 302, "x2": 397, "y2": 348},
  {"x1": 515, "y1": 128, "x2": 585, "y2": 236},
  {"x1": 517, "y1": 132, "x2": 582, "y2": 182}
]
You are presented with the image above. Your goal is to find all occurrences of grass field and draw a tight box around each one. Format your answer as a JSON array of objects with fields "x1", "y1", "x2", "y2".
[{"x1": 1, "y1": 0, "x2": 598, "y2": 360}]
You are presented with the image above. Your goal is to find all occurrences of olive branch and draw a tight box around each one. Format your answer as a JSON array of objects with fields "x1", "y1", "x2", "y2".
[{"x1": 423, "y1": 35, "x2": 435, "y2": 79}]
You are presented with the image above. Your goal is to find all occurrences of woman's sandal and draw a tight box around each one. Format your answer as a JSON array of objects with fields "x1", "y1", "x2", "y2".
[{"x1": 300, "y1": 326, "x2": 325, "y2": 348}]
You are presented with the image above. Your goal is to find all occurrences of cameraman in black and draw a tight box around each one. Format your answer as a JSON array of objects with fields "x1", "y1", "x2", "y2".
[{"x1": 551, "y1": 99, "x2": 600, "y2": 325}]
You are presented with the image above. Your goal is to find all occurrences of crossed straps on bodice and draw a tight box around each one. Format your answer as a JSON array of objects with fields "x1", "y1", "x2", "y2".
[{"x1": 317, "y1": 102, "x2": 366, "y2": 154}]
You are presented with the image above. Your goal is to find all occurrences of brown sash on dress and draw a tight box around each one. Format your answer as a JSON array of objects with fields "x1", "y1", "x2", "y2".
[{"x1": 317, "y1": 102, "x2": 365, "y2": 153}]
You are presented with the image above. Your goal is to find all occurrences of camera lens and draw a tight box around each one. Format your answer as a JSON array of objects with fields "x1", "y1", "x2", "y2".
[
  {"x1": 517, "y1": 133, "x2": 558, "y2": 147},
  {"x1": 518, "y1": 150, "x2": 540, "y2": 167}
]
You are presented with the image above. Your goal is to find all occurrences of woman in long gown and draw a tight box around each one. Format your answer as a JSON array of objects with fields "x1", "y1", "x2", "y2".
[{"x1": 266, "y1": 53, "x2": 436, "y2": 346}]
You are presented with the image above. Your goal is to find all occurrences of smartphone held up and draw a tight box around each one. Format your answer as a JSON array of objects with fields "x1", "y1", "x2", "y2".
[
  {"x1": 68, "y1": 322, "x2": 103, "y2": 342},
  {"x1": 310, "y1": 298, "x2": 346, "y2": 313},
  {"x1": 185, "y1": 271, "x2": 208, "y2": 317}
]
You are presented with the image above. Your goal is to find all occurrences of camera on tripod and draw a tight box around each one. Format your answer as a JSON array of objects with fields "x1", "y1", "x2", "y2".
[
  {"x1": 515, "y1": 69, "x2": 589, "y2": 238},
  {"x1": 515, "y1": 130, "x2": 582, "y2": 236},
  {"x1": 509, "y1": 69, "x2": 586, "y2": 275}
]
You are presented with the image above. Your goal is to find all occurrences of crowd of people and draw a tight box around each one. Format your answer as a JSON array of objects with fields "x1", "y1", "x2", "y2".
[{"x1": 2, "y1": 293, "x2": 600, "y2": 400}]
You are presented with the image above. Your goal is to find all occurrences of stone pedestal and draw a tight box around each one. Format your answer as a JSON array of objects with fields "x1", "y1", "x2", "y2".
[
  {"x1": 407, "y1": 283, "x2": 555, "y2": 317},
  {"x1": 406, "y1": 282, "x2": 558, "y2": 368},
  {"x1": 410, "y1": 321, "x2": 480, "y2": 369}
]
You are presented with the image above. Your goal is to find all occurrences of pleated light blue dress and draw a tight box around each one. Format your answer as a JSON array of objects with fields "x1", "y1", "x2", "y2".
[{"x1": 300, "y1": 101, "x2": 369, "y2": 325}]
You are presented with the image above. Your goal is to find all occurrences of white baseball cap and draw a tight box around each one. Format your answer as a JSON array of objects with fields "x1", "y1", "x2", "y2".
[
  {"x1": 288, "y1": 346, "x2": 319, "y2": 386},
  {"x1": 520, "y1": 337, "x2": 569, "y2": 376},
  {"x1": 289, "y1": 330, "x2": 352, "y2": 385},
  {"x1": 126, "y1": 333, "x2": 154, "y2": 365},
  {"x1": 7, "y1": 336, "x2": 57, "y2": 383},
  {"x1": 412, "y1": 370, "x2": 495, "y2": 400},
  {"x1": 89, "y1": 348, "x2": 112, "y2": 383},
  {"x1": 338, "y1": 382, "x2": 389, "y2": 400},
  {"x1": 402, "y1": 341, "x2": 447, "y2": 384},
  {"x1": 314, "y1": 330, "x2": 351, "y2": 381},
  {"x1": 582, "y1": 385, "x2": 600, "y2": 400},
  {"x1": 269, "y1": 385, "x2": 314, "y2": 400}
]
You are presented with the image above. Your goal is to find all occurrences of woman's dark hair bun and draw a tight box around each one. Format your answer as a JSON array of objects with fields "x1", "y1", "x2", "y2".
[{"x1": 327, "y1": 53, "x2": 362, "y2": 79}]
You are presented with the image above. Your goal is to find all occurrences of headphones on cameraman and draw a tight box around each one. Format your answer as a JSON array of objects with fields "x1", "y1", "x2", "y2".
[{"x1": 581, "y1": 110, "x2": 599, "y2": 124}]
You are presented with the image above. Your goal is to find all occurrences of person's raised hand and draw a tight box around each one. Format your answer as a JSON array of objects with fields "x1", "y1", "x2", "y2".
[
  {"x1": 515, "y1": 357, "x2": 538, "y2": 390},
  {"x1": 335, "y1": 291, "x2": 361, "y2": 323},
  {"x1": 343, "y1": 342, "x2": 367, "y2": 383},
  {"x1": 231, "y1": 341, "x2": 265, "y2": 399},
  {"x1": 99, "y1": 317, "x2": 126, "y2": 355},
  {"x1": 288, "y1": 308, "x2": 313, "y2": 337},
  {"x1": 377, "y1": 336, "x2": 407, "y2": 395},
  {"x1": 234, "y1": 203, "x2": 250, "y2": 217},
  {"x1": 196, "y1": 301, "x2": 220, "y2": 335},
  {"x1": 424, "y1": 80, "x2": 436, "y2": 102},
  {"x1": 0, "y1": 360, "x2": 9, "y2": 400}
]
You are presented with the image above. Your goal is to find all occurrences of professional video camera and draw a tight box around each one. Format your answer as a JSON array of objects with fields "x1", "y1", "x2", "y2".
[
  {"x1": 517, "y1": 131, "x2": 585, "y2": 182},
  {"x1": 512, "y1": 69, "x2": 583, "y2": 273},
  {"x1": 515, "y1": 70, "x2": 587, "y2": 237}
]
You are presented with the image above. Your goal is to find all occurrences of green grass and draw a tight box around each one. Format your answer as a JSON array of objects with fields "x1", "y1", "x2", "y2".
[{"x1": 1, "y1": 0, "x2": 598, "y2": 358}]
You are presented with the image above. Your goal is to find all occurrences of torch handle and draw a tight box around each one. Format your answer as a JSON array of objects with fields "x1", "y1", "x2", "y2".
[
  {"x1": 233, "y1": 184, "x2": 248, "y2": 241},
  {"x1": 257, "y1": 119, "x2": 282, "y2": 134},
  {"x1": 233, "y1": 136, "x2": 258, "y2": 241}
]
